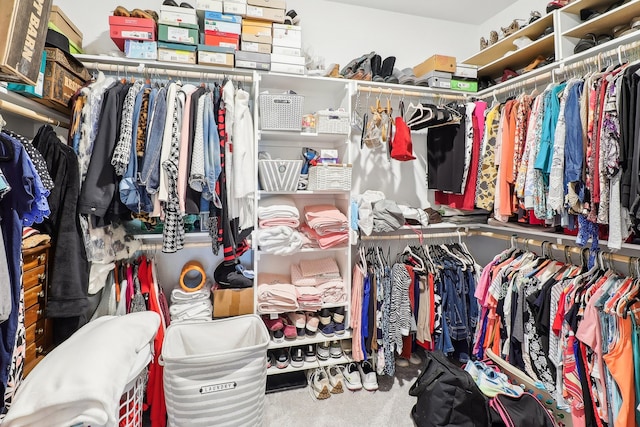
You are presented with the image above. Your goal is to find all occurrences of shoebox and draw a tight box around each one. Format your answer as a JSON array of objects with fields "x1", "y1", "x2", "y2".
[
  {"x1": 270, "y1": 62, "x2": 305, "y2": 75},
  {"x1": 204, "y1": 32, "x2": 240, "y2": 49},
  {"x1": 36, "y1": 47, "x2": 90, "y2": 113},
  {"x1": 272, "y1": 45, "x2": 301, "y2": 56},
  {"x1": 454, "y1": 63, "x2": 478, "y2": 79},
  {"x1": 246, "y1": 5, "x2": 285, "y2": 23},
  {"x1": 157, "y1": 41, "x2": 197, "y2": 64},
  {"x1": 224, "y1": 1, "x2": 247, "y2": 16},
  {"x1": 159, "y1": 5, "x2": 198, "y2": 28},
  {"x1": 236, "y1": 50, "x2": 270, "y2": 63},
  {"x1": 159, "y1": 24, "x2": 199, "y2": 45},
  {"x1": 272, "y1": 23, "x2": 302, "y2": 48},
  {"x1": 49, "y1": 5, "x2": 83, "y2": 52},
  {"x1": 423, "y1": 70, "x2": 453, "y2": 80},
  {"x1": 426, "y1": 75, "x2": 451, "y2": 89},
  {"x1": 0, "y1": 0, "x2": 52, "y2": 85},
  {"x1": 7, "y1": 51, "x2": 46, "y2": 98},
  {"x1": 213, "y1": 288, "x2": 253, "y2": 318},
  {"x1": 124, "y1": 40, "x2": 158, "y2": 60},
  {"x1": 203, "y1": 11, "x2": 242, "y2": 35},
  {"x1": 241, "y1": 40, "x2": 271, "y2": 54},
  {"x1": 198, "y1": 44, "x2": 234, "y2": 66},
  {"x1": 271, "y1": 53, "x2": 305, "y2": 66},
  {"x1": 450, "y1": 78, "x2": 478, "y2": 93},
  {"x1": 413, "y1": 54, "x2": 456, "y2": 77},
  {"x1": 109, "y1": 16, "x2": 156, "y2": 51},
  {"x1": 195, "y1": 0, "x2": 223, "y2": 11},
  {"x1": 242, "y1": 19, "x2": 272, "y2": 44},
  {"x1": 248, "y1": 0, "x2": 286, "y2": 9}
]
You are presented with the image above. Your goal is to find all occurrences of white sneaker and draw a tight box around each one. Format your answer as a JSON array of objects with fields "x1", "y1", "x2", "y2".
[
  {"x1": 317, "y1": 341, "x2": 331, "y2": 361},
  {"x1": 325, "y1": 366, "x2": 345, "y2": 394},
  {"x1": 357, "y1": 360, "x2": 378, "y2": 391},
  {"x1": 342, "y1": 362, "x2": 363, "y2": 391},
  {"x1": 307, "y1": 368, "x2": 331, "y2": 400}
]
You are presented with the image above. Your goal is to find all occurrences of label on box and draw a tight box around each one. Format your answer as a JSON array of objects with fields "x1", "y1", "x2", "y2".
[
  {"x1": 205, "y1": 20, "x2": 242, "y2": 34},
  {"x1": 199, "y1": 51, "x2": 233, "y2": 66},
  {"x1": 224, "y1": 2, "x2": 247, "y2": 15},
  {"x1": 272, "y1": 45, "x2": 300, "y2": 56},
  {"x1": 204, "y1": 11, "x2": 242, "y2": 23},
  {"x1": 246, "y1": 5, "x2": 263, "y2": 17},
  {"x1": 196, "y1": 0, "x2": 223, "y2": 11},
  {"x1": 235, "y1": 60, "x2": 270, "y2": 70},
  {"x1": 242, "y1": 41, "x2": 271, "y2": 53},
  {"x1": 122, "y1": 30, "x2": 153, "y2": 39},
  {"x1": 270, "y1": 62, "x2": 305, "y2": 75},
  {"x1": 167, "y1": 26, "x2": 195, "y2": 43},
  {"x1": 159, "y1": 49, "x2": 196, "y2": 64}
]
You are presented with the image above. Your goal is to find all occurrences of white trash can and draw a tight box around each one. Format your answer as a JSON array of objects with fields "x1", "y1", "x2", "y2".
[{"x1": 161, "y1": 315, "x2": 270, "y2": 427}]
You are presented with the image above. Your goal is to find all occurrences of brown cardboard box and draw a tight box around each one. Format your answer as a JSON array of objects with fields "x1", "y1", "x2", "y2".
[
  {"x1": 246, "y1": 5, "x2": 285, "y2": 23},
  {"x1": 213, "y1": 288, "x2": 254, "y2": 318},
  {"x1": 248, "y1": 0, "x2": 286, "y2": 9},
  {"x1": 35, "y1": 47, "x2": 90, "y2": 113},
  {"x1": 413, "y1": 54, "x2": 456, "y2": 77},
  {"x1": 0, "y1": 0, "x2": 53, "y2": 85},
  {"x1": 49, "y1": 6, "x2": 83, "y2": 50}
]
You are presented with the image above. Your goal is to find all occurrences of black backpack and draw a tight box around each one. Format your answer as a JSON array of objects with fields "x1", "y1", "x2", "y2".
[
  {"x1": 489, "y1": 392, "x2": 558, "y2": 427},
  {"x1": 409, "y1": 351, "x2": 490, "y2": 427}
]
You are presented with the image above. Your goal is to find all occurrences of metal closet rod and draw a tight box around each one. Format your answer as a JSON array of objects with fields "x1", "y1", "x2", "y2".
[
  {"x1": 89, "y1": 62, "x2": 254, "y2": 83},
  {"x1": 0, "y1": 99, "x2": 69, "y2": 129},
  {"x1": 356, "y1": 85, "x2": 467, "y2": 101},
  {"x1": 138, "y1": 241, "x2": 214, "y2": 251}
]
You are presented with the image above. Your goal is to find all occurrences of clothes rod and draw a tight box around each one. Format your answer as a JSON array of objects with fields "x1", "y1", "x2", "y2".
[
  {"x1": 89, "y1": 62, "x2": 254, "y2": 83},
  {"x1": 360, "y1": 230, "x2": 469, "y2": 242},
  {"x1": 0, "y1": 99, "x2": 69, "y2": 129},
  {"x1": 357, "y1": 85, "x2": 466, "y2": 100},
  {"x1": 138, "y1": 242, "x2": 214, "y2": 251}
]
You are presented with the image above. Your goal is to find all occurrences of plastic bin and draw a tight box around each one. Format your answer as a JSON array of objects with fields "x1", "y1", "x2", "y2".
[{"x1": 161, "y1": 315, "x2": 270, "y2": 427}]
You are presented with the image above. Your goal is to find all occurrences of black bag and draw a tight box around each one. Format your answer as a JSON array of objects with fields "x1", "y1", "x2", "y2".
[
  {"x1": 409, "y1": 351, "x2": 490, "y2": 427},
  {"x1": 489, "y1": 392, "x2": 558, "y2": 427}
]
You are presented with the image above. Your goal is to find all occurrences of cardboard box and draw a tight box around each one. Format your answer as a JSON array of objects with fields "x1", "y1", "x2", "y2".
[
  {"x1": 241, "y1": 41, "x2": 271, "y2": 53},
  {"x1": 157, "y1": 41, "x2": 197, "y2": 64},
  {"x1": 36, "y1": 47, "x2": 89, "y2": 112},
  {"x1": 0, "y1": 0, "x2": 53, "y2": 85},
  {"x1": 205, "y1": 20, "x2": 242, "y2": 35},
  {"x1": 159, "y1": 24, "x2": 198, "y2": 45},
  {"x1": 159, "y1": 5, "x2": 198, "y2": 28},
  {"x1": 451, "y1": 78, "x2": 478, "y2": 92},
  {"x1": 270, "y1": 62, "x2": 305, "y2": 75},
  {"x1": 242, "y1": 19, "x2": 272, "y2": 44},
  {"x1": 272, "y1": 23, "x2": 302, "y2": 48},
  {"x1": 427, "y1": 75, "x2": 451, "y2": 89},
  {"x1": 248, "y1": 0, "x2": 286, "y2": 9},
  {"x1": 270, "y1": 53, "x2": 305, "y2": 66},
  {"x1": 124, "y1": 40, "x2": 158, "y2": 60},
  {"x1": 236, "y1": 50, "x2": 270, "y2": 63},
  {"x1": 109, "y1": 16, "x2": 156, "y2": 51},
  {"x1": 272, "y1": 45, "x2": 300, "y2": 56},
  {"x1": 423, "y1": 70, "x2": 453, "y2": 80},
  {"x1": 49, "y1": 6, "x2": 83, "y2": 50},
  {"x1": 204, "y1": 33, "x2": 240, "y2": 49},
  {"x1": 413, "y1": 54, "x2": 456, "y2": 77},
  {"x1": 454, "y1": 63, "x2": 478, "y2": 79},
  {"x1": 213, "y1": 288, "x2": 253, "y2": 317},
  {"x1": 235, "y1": 59, "x2": 270, "y2": 70},
  {"x1": 246, "y1": 5, "x2": 285, "y2": 23},
  {"x1": 7, "y1": 50, "x2": 46, "y2": 98},
  {"x1": 224, "y1": 1, "x2": 247, "y2": 15},
  {"x1": 196, "y1": 0, "x2": 223, "y2": 11},
  {"x1": 198, "y1": 47, "x2": 234, "y2": 67}
]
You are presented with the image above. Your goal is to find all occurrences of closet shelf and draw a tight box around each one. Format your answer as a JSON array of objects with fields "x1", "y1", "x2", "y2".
[
  {"x1": 464, "y1": 13, "x2": 554, "y2": 68},
  {"x1": 561, "y1": 0, "x2": 616, "y2": 15},
  {"x1": 255, "y1": 246, "x2": 349, "y2": 256},
  {"x1": 478, "y1": 33, "x2": 555, "y2": 78},
  {"x1": 317, "y1": 354, "x2": 352, "y2": 369},
  {"x1": 0, "y1": 85, "x2": 70, "y2": 128},
  {"x1": 268, "y1": 331, "x2": 353, "y2": 350},
  {"x1": 258, "y1": 190, "x2": 349, "y2": 196},
  {"x1": 132, "y1": 232, "x2": 211, "y2": 245},
  {"x1": 267, "y1": 360, "x2": 317, "y2": 376},
  {"x1": 258, "y1": 130, "x2": 349, "y2": 147},
  {"x1": 562, "y1": 0, "x2": 640, "y2": 38}
]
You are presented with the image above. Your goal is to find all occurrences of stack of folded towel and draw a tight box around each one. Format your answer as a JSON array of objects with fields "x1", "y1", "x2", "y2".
[
  {"x1": 302, "y1": 205, "x2": 349, "y2": 248},
  {"x1": 257, "y1": 196, "x2": 300, "y2": 228},
  {"x1": 290, "y1": 258, "x2": 347, "y2": 303},
  {"x1": 295, "y1": 286, "x2": 323, "y2": 311},
  {"x1": 257, "y1": 273, "x2": 299, "y2": 313},
  {"x1": 169, "y1": 286, "x2": 213, "y2": 322},
  {"x1": 256, "y1": 226, "x2": 306, "y2": 255},
  {"x1": 257, "y1": 196, "x2": 307, "y2": 254}
]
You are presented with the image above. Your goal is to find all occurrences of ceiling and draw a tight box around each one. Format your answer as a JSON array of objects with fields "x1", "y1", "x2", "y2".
[{"x1": 327, "y1": 0, "x2": 515, "y2": 24}]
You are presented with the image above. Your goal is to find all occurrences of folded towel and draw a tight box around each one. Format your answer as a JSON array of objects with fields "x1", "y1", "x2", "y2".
[
  {"x1": 169, "y1": 300, "x2": 213, "y2": 322},
  {"x1": 258, "y1": 272, "x2": 292, "y2": 285},
  {"x1": 258, "y1": 218, "x2": 300, "y2": 228},
  {"x1": 300, "y1": 224, "x2": 348, "y2": 249},
  {"x1": 256, "y1": 226, "x2": 304, "y2": 255},
  {"x1": 257, "y1": 283, "x2": 298, "y2": 313},
  {"x1": 171, "y1": 286, "x2": 211, "y2": 303},
  {"x1": 317, "y1": 280, "x2": 347, "y2": 304},
  {"x1": 299, "y1": 257, "x2": 341, "y2": 278},
  {"x1": 258, "y1": 196, "x2": 299, "y2": 219},
  {"x1": 291, "y1": 263, "x2": 342, "y2": 287},
  {"x1": 304, "y1": 204, "x2": 349, "y2": 236}
]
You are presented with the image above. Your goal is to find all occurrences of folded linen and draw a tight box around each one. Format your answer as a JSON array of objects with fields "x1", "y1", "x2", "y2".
[
  {"x1": 257, "y1": 283, "x2": 299, "y2": 313},
  {"x1": 256, "y1": 226, "x2": 304, "y2": 255},
  {"x1": 304, "y1": 204, "x2": 349, "y2": 236},
  {"x1": 291, "y1": 263, "x2": 342, "y2": 287},
  {"x1": 169, "y1": 300, "x2": 213, "y2": 322},
  {"x1": 299, "y1": 257, "x2": 341, "y2": 278},
  {"x1": 300, "y1": 224, "x2": 348, "y2": 249},
  {"x1": 258, "y1": 218, "x2": 300, "y2": 228},
  {"x1": 317, "y1": 280, "x2": 347, "y2": 304},
  {"x1": 257, "y1": 195, "x2": 299, "y2": 219},
  {"x1": 170, "y1": 286, "x2": 211, "y2": 303}
]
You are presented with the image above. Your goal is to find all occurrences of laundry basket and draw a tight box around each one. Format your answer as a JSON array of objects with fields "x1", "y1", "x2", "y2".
[
  {"x1": 117, "y1": 367, "x2": 148, "y2": 427},
  {"x1": 161, "y1": 315, "x2": 270, "y2": 427}
]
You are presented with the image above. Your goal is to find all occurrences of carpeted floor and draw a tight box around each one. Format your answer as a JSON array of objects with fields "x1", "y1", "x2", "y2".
[{"x1": 264, "y1": 361, "x2": 421, "y2": 427}]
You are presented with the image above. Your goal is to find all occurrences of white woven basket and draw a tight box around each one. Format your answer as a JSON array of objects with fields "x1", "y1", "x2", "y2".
[
  {"x1": 308, "y1": 164, "x2": 352, "y2": 191},
  {"x1": 317, "y1": 109, "x2": 350, "y2": 134},
  {"x1": 259, "y1": 93, "x2": 304, "y2": 130}
]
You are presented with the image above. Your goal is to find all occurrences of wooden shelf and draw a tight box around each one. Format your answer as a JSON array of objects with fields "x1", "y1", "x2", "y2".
[
  {"x1": 258, "y1": 190, "x2": 349, "y2": 196},
  {"x1": 563, "y1": 0, "x2": 640, "y2": 38},
  {"x1": 256, "y1": 246, "x2": 348, "y2": 256},
  {"x1": 464, "y1": 13, "x2": 554, "y2": 67},
  {"x1": 0, "y1": 85, "x2": 70, "y2": 128},
  {"x1": 478, "y1": 34, "x2": 556, "y2": 78},
  {"x1": 562, "y1": 0, "x2": 628, "y2": 16},
  {"x1": 269, "y1": 331, "x2": 352, "y2": 350},
  {"x1": 268, "y1": 359, "x2": 317, "y2": 375}
]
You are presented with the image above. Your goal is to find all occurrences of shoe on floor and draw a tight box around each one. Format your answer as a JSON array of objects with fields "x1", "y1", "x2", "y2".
[
  {"x1": 396, "y1": 357, "x2": 409, "y2": 367},
  {"x1": 275, "y1": 348, "x2": 290, "y2": 369},
  {"x1": 304, "y1": 344, "x2": 317, "y2": 362},
  {"x1": 358, "y1": 360, "x2": 378, "y2": 391},
  {"x1": 329, "y1": 340, "x2": 342, "y2": 358},
  {"x1": 307, "y1": 368, "x2": 331, "y2": 400},
  {"x1": 290, "y1": 347, "x2": 304, "y2": 368},
  {"x1": 325, "y1": 366, "x2": 345, "y2": 394},
  {"x1": 409, "y1": 353, "x2": 422, "y2": 365},
  {"x1": 317, "y1": 341, "x2": 331, "y2": 361},
  {"x1": 342, "y1": 362, "x2": 363, "y2": 391}
]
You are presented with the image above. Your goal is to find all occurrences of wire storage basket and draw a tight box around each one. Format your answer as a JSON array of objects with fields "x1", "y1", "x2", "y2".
[
  {"x1": 317, "y1": 109, "x2": 350, "y2": 134},
  {"x1": 117, "y1": 367, "x2": 148, "y2": 427},
  {"x1": 308, "y1": 164, "x2": 352, "y2": 191},
  {"x1": 259, "y1": 93, "x2": 304, "y2": 130},
  {"x1": 258, "y1": 159, "x2": 303, "y2": 192}
]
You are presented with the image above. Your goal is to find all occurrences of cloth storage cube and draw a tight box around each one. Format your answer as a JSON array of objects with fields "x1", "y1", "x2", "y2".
[
  {"x1": 161, "y1": 315, "x2": 270, "y2": 427},
  {"x1": 258, "y1": 159, "x2": 302, "y2": 192}
]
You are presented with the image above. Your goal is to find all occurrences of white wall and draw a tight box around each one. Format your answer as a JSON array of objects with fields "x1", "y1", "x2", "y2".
[{"x1": 54, "y1": 0, "x2": 476, "y2": 70}]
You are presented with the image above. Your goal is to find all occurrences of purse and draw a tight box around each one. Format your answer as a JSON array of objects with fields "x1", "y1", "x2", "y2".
[{"x1": 390, "y1": 101, "x2": 416, "y2": 161}]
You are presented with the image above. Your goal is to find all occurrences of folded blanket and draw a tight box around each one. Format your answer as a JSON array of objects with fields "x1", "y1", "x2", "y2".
[
  {"x1": 258, "y1": 196, "x2": 299, "y2": 219},
  {"x1": 257, "y1": 283, "x2": 299, "y2": 313},
  {"x1": 3, "y1": 312, "x2": 160, "y2": 427},
  {"x1": 317, "y1": 280, "x2": 347, "y2": 304},
  {"x1": 304, "y1": 204, "x2": 348, "y2": 236},
  {"x1": 258, "y1": 218, "x2": 300, "y2": 228},
  {"x1": 300, "y1": 224, "x2": 348, "y2": 249},
  {"x1": 299, "y1": 257, "x2": 341, "y2": 278},
  {"x1": 258, "y1": 272, "x2": 292, "y2": 286},
  {"x1": 256, "y1": 226, "x2": 304, "y2": 255},
  {"x1": 291, "y1": 263, "x2": 342, "y2": 287},
  {"x1": 169, "y1": 300, "x2": 213, "y2": 322},
  {"x1": 171, "y1": 286, "x2": 211, "y2": 303}
]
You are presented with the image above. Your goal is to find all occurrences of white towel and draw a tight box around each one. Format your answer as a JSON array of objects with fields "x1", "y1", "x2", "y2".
[
  {"x1": 257, "y1": 196, "x2": 299, "y2": 219},
  {"x1": 256, "y1": 226, "x2": 304, "y2": 255}
]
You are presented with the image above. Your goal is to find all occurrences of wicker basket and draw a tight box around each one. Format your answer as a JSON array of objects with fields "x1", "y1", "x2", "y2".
[
  {"x1": 317, "y1": 109, "x2": 350, "y2": 134},
  {"x1": 259, "y1": 93, "x2": 304, "y2": 131},
  {"x1": 258, "y1": 159, "x2": 303, "y2": 192},
  {"x1": 308, "y1": 164, "x2": 352, "y2": 191}
]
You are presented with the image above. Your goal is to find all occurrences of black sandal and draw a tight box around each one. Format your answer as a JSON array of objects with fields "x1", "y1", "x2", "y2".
[{"x1": 574, "y1": 33, "x2": 597, "y2": 54}]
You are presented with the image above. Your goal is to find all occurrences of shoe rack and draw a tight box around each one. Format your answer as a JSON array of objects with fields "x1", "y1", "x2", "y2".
[{"x1": 254, "y1": 72, "x2": 354, "y2": 377}]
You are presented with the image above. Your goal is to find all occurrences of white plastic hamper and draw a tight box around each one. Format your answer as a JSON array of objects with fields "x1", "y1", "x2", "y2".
[{"x1": 161, "y1": 315, "x2": 270, "y2": 427}]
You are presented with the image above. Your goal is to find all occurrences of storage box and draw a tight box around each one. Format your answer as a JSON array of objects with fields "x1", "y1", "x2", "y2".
[
  {"x1": 157, "y1": 41, "x2": 197, "y2": 64},
  {"x1": 308, "y1": 164, "x2": 352, "y2": 191},
  {"x1": 125, "y1": 40, "x2": 158, "y2": 60},
  {"x1": 272, "y1": 24, "x2": 302, "y2": 48},
  {"x1": 37, "y1": 47, "x2": 90, "y2": 112},
  {"x1": 159, "y1": 5, "x2": 198, "y2": 28},
  {"x1": 198, "y1": 45, "x2": 234, "y2": 66},
  {"x1": 423, "y1": 70, "x2": 453, "y2": 80},
  {"x1": 196, "y1": 0, "x2": 223, "y2": 11},
  {"x1": 205, "y1": 20, "x2": 242, "y2": 35},
  {"x1": 109, "y1": 16, "x2": 156, "y2": 51},
  {"x1": 317, "y1": 109, "x2": 350, "y2": 134},
  {"x1": 427, "y1": 76, "x2": 451, "y2": 89},
  {"x1": 450, "y1": 78, "x2": 478, "y2": 92},
  {"x1": 454, "y1": 63, "x2": 478, "y2": 79},
  {"x1": 159, "y1": 24, "x2": 198, "y2": 45},
  {"x1": 204, "y1": 33, "x2": 240, "y2": 49},
  {"x1": 235, "y1": 60, "x2": 270, "y2": 70},
  {"x1": 241, "y1": 41, "x2": 271, "y2": 53},
  {"x1": 269, "y1": 62, "x2": 305, "y2": 74},
  {"x1": 241, "y1": 20, "x2": 273, "y2": 44},
  {"x1": 272, "y1": 45, "x2": 301, "y2": 56},
  {"x1": 236, "y1": 50, "x2": 270, "y2": 63},
  {"x1": 413, "y1": 54, "x2": 456, "y2": 77},
  {"x1": 49, "y1": 6, "x2": 83, "y2": 50},
  {"x1": 259, "y1": 92, "x2": 303, "y2": 130},
  {"x1": 0, "y1": 0, "x2": 53, "y2": 85},
  {"x1": 7, "y1": 51, "x2": 46, "y2": 98},
  {"x1": 258, "y1": 159, "x2": 302, "y2": 191},
  {"x1": 246, "y1": 5, "x2": 285, "y2": 23},
  {"x1": 270, "y1": 53, "x2": 305, "y2": 66},
  {"x1": 224, "y1": 1, "x2": 247, "y2": 15},
  {"x1": 248, "y1": 0, "x2": 286, "y2": 8},
  {"x1": 199, "y1": 43, "x2": 235, "y2": 54},
  {"x1": 213, "y1": 288, "x2": 254, "y2": 317}
]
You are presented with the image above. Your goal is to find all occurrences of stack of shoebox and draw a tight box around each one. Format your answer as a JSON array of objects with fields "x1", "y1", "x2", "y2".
[
  {"x1": 235, "y1": 0, "x2": 285, "y2": 70},
  {"x1": 109, "y1": 13, "x2": 157, "y2": 60},
  {"x1": 271, "y1": 23, "x2": 303, "y2": 74},
  {"x1": 49, "y1": 6, "x2": 84, "y2": 54},
  {"x1": 200, "y1": 10, "x2": 241, "y2": 67},
  {"x1": 451, "y1": 64, "x2": 478, "y2": 93},
  {"x1": 157, "y1": 4, "x2": 199, "y2": 64},
  {"x1": 413, "y1": 54, "x2": 457, "y2": 89}
]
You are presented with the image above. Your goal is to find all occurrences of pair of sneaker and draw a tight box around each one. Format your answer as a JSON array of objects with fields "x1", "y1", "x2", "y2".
[
  {"x1": 342, "y1": 361, "x2": 378, "y2": 392},
  {"x1": 268, "y1": 348, "x2": 291, "y2": 369},
  {"x1": 464, "y1": 360, "x2": 524, "y2": 397},
  {"x1": 316, "y1": 341, "x2": 343, "y2": 361},
  {"x1": 318, "y1": 307, "x2": 345, "y2": 337},
  {"x1": 307, "y1": 366, "x2": 345, "y2": 400}
]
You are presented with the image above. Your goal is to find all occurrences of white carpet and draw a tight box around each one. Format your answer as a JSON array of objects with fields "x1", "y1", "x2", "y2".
[{"x1": 264, "y1": 361, "x2": 421, "y2": 427}]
